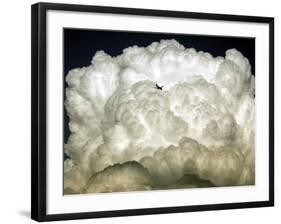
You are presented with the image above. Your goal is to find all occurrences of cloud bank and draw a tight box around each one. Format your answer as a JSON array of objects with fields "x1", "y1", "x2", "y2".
[{"x1": 64, "y1": 39, "x2": 255, "y2": 194}]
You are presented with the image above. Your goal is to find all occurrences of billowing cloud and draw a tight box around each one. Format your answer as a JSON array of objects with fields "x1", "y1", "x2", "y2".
[
  {"x1": 85, "y1": 161, "x2": 154, "y2": 193},
  {"x1": 64, "y1": 39, "x2": 255, "y2": 194}
]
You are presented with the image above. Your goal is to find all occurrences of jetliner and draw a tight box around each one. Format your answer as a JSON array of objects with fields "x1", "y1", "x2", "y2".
[{"x1": 154, "y1": 82, "x2": 164, "y2": 90}]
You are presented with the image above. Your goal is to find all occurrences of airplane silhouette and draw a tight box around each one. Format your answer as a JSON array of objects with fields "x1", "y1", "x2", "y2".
[{"x1": 154, "y1": 82, "x2": 164, "y2": 90}]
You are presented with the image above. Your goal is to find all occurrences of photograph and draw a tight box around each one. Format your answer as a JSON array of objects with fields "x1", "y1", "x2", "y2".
[
  {"x1": 31, "y1": 2, "x2": 274, "y2": 221},
  {"x1": 0, "y1": 0, "x2": 278, "y2": 223},
  {"x1": 63, "y1": 29, "x2": 256, "y2": 195}
]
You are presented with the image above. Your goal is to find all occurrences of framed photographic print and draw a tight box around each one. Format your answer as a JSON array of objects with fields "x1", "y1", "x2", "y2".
[{"x1": 31, "y1": 2, "x2": 274, "y2": 222}]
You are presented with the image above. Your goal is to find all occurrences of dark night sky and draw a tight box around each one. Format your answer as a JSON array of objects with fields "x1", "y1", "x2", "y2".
[{"x1": 63, "y1": 28, "x2": 255, "y2": 146}]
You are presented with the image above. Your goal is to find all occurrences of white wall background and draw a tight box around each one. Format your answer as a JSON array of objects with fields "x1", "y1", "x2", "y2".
[{"x1": 0, "y1": 0, "x2": 279, "y2": 223}]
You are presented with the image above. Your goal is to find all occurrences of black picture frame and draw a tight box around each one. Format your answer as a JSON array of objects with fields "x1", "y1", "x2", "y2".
[{"x1": 31, "y1": 2, "x2": 274, "y2": 222}]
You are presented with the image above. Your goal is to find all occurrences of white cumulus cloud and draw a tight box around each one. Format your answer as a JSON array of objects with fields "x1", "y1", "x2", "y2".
[{"x1": 64, "y1": 39, "x2": 255, "y2": 194}]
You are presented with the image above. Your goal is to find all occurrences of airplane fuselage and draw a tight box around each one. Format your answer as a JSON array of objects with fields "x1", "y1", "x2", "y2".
[{"x1": 155, "y1": 83, "x2": 164, "y2": 90}]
